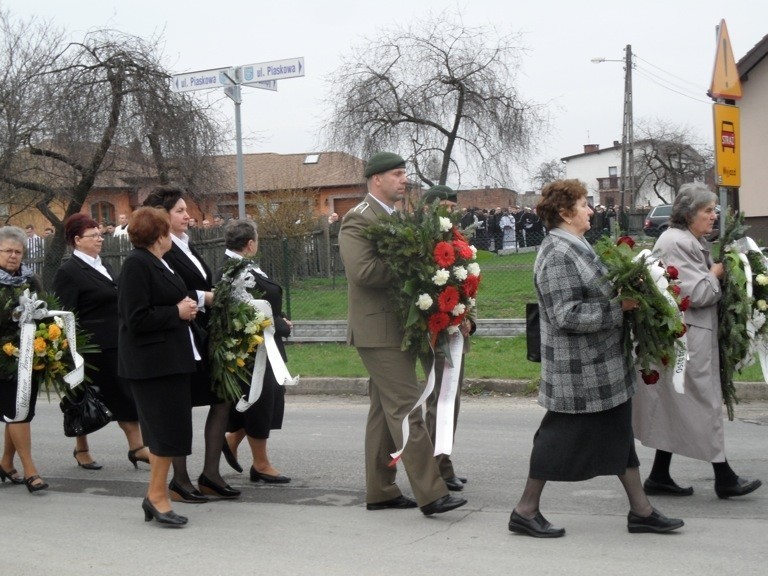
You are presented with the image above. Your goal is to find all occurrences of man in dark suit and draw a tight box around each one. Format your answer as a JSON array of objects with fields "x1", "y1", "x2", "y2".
[{"x1": 338, "y1": 152, "x2": 466, "y2": 516}]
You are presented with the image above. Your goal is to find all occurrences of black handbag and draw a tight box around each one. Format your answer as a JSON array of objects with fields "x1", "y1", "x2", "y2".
[
  {"x1": 60, "y1": 385, "x2": 113, "y2": 437},
  {"x1": 526, "y1": 302, "x2": 541, "y2": 363}
]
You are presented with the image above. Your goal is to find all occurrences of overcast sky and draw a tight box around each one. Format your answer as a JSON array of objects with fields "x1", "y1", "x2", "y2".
[{"x1": 3, "y1": 0, "x2": 765, "y2": 189}]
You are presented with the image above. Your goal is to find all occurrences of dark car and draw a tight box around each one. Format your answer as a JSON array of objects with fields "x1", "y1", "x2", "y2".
[{"x1": 643, "y1": 204, "x2": 720, "y2": 239}]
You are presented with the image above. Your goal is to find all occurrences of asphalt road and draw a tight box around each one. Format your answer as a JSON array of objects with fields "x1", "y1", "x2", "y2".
[{"x1": 4, "y1": 394, "x2": 768, "y2": 575}]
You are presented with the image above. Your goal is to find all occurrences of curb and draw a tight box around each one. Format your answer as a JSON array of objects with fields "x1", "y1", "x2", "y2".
[{"x1": 290, "y1": 378, "x2": 768, "y2": 401}]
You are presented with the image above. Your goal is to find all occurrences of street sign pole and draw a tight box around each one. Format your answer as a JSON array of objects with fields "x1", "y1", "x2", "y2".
[{"x1": 171, "y1": 58, "x2": 305, "y2": 220}]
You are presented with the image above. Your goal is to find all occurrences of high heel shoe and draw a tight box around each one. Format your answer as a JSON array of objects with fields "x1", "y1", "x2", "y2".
[
  {"x1": 249, "y1": 466, "x2": 291, "y2": 484},
  {"x1": 73, "y1": 448, "x2": 103, "y2": 470},
  {"x1": 222, "y1": 441, "x2": 243, "y2": 473},
  {"x1": 197, "y1": 473, "x2": 241, "y2": 499},
  {"x1": 168, "y1": 479, "x2": 209, "y2": 503},
  {"x1": 142, "y1": 498, "x2": 188, "y2": 527},
  {"x1": 128, "y1": 447, "x2": 150, "y2": 469},
  {"x1": 24, "y1": 475, "x2": 49, "y2": 493},
  {"x1": 0, "y1": 465, "x2": 24, "y2": 485}
]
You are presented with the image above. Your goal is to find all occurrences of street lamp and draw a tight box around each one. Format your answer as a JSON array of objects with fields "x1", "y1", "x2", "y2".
[{"x1": 593, "y1": 45, "x2": 634, "y2": 230}]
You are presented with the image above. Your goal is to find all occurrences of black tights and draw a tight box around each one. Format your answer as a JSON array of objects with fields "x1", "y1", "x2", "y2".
[
  {"x1": 649, "y1": 449, "x2": 738, "y2": 487},
  {"x1": 172, "y1": 403, "x2": 230, "y2": 488}
]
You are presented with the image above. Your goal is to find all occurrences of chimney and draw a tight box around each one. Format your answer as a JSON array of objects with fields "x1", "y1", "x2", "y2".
[
  {"x1": 613, "y1": 140, "x2": 620, "y2": 147},
  {"x1": 584, "y1": 144, "x2": 600, "y2": 154}
]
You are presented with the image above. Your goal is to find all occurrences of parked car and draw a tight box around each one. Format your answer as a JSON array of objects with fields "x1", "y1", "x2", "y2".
[{"x1": 643, "y1": 204, "x2": 720, "y2": 239}]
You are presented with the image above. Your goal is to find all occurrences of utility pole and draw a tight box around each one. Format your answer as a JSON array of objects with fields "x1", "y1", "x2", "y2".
[{"x1": 619, "y1": 44, "x2": 634, "y2": 215}]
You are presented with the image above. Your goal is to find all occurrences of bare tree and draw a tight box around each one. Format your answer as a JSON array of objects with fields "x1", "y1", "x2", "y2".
[
  {"x1": 530, "y1": 158, "x2": 566, "y2": 191},
  {"x1": 322, "y1": 12, "x2": 545, "y2": 188},
  {"x1": 0, "y1": 10, "x2": 226, "y2": 286},
  {"x1": 633, "y1": 120, "x2": 713, "y2": 205}
]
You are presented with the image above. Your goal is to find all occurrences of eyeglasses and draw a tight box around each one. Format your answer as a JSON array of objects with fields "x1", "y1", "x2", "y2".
[
  {"x1": 80, "y1": 233, "x2": 105, "y2": 240},
  {"x1": 0, "y1": 249, "x2": 23, "y2": 256}
]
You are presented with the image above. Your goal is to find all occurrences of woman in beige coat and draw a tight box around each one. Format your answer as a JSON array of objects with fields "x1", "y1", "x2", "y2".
[{"x1": 633, "y1": 183, "x2": 762, "y2": 499}]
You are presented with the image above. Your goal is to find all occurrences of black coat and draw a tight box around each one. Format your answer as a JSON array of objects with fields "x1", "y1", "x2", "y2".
[{"x1": 117, "y1": 248, "x2": 197, "y2": 380}]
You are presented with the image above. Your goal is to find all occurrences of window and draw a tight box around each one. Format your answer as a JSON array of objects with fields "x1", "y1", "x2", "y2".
[
  {"x1": 304, "y1": 154, "x2": 320, "y2": 164},
  {"x1": 608, "y1": 166, "x2": 618, "y2": 177},
  {"x1": 90, "y1": 201, "x2": 115, "y2": 225}
]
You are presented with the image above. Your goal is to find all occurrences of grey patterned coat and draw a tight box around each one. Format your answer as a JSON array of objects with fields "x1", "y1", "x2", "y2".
[{"x1": 535, "y1": 228, "x2": 635, "y2": 413}]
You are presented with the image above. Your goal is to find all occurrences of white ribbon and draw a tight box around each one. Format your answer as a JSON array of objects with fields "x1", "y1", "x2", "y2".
[
  {"x1": 5, "y1": 289, "x2": 84, "y2": 423},
  {"x1": 233, "y1": 272, "x2": 299, "y2": 413},
  {"x1": 632, "y1": 250, "x2": 687, "y2": 393},
  {"x1": 389, "y1": 332, "x2": 464, "y2": 464},
  {"x1": 731, "y1": 237, "x2": 768, "y2": 382}
]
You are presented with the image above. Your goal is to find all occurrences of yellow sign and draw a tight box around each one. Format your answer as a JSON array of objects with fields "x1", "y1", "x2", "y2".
[
  {"x1": 709, "y1": 19, "x2": 742, "y2": 100},
  {"x1": 713, "y1": 103, "x2": 740, "y2": 187}
]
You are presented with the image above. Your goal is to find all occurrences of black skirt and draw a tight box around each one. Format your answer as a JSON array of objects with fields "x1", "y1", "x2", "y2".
[
  {"x1": 227, "y1": 365, "x2": 285, "y2": 439},
  {"x1": 128, "y1": 373, "x2": 192, "y2": 457},
  {"x1": 0, "y1": 376, "x2": 39, "y2": 423},
  {"x1": 529, "y1": 399, "x2": 640, "y2": 482}
]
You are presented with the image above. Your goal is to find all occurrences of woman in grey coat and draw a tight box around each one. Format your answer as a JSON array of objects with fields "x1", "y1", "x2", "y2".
[
  {"x1": 633, "y1": 182, "x2": 762, "y2": 499},
  {"x1": 508, "y1": 180, "x2": 683, "y2": 538}
]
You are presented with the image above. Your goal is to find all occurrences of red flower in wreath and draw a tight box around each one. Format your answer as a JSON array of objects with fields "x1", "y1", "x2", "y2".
[
  {"x1": 617, "y1": 235, "x2": 635, "y2": 248},
  {"x1": 450, "y1": 313, "x2": 464, "y2": 326},
  {"x1": 679, "y1": 295, "x2": 691, "y2": 312},
  {"x1": 666, "y1": 265, "x2": 679, "y2": 280},
  {"x1": 670, "y1": 284, "x2": 681, "y2": 296},
  {"x1": 675, "y1": 324, "x2": 688, "y2": 338},
  {"x1": 437, "y1": 286, "x2": 460, "y2": 313},
  {"x1": 433, "y1": 241, "x2": 456, "y2": 268},
  {"x1": 641, "y1": 369, "x2": 660, "y2": 385},
  {"x1": 427, "y1": 312, "x2": 450, "y2": 334},
  {"x1": 462, "y1": 274, "x2": 480, "y2": 298},
  {"x1": 452, "y1": 228, "x2": 466, "y2": 242},
  {"x1": 452, "y1": 240, "x2": 473, "y2": 260}
]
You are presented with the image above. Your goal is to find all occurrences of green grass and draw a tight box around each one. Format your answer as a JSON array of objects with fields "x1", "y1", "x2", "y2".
[
  {"x1": 286, "y1": 249, "x2": 536, "y2": 320},
  {"x1": 286, "y1": 335, "x2": 765, "y2": 383}
]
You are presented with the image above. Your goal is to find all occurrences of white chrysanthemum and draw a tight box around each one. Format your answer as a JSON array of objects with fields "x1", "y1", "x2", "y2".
[
  {"x1": 470, "y1": 245, "x2": 477, "y2": 259},
  {"x1": 453, "y1": 266, "x2": 468, "y2": 281},
  {"x1": 758, "y1": 299, "x2": 768, "y2": 312},
  {"x1": 416, "y1": 293, "x2": 433, "y2": 310},
  {"x1": 756, "y1": 274, "x2": 768, "y2": 287},
  {"x1": 467, "y1": 262, "x2": 481, "y2": 277},
  {"x1": 432, "y1": 269, "x2": 450, "y2": 286},
  {"x1": 467, "y1": 297, "x2": 476, "y2": 309},
  {"x1": 438, "y1": 216, "x2": 452, "y2": 232},
  {"x1": 452, "y1": 303, "x2": 466, "y2": 316},
  {"x1": 753, "y1": 310, "x2": 766, "y2": 332}
]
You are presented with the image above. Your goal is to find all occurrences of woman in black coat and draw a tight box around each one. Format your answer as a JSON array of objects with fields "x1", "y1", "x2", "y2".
[
  {"x1": 53, "y1": 214, "x2": 149, "y2": 470},
  {"x1": 118, "y1": 207, "x2": 199, "y2": 526},
  {"x1": 218, "y1": 220, "x2": 293, "y2": 483},
  {"x1": 142, "y1": 188, "x2": 238, "y2": 501}
]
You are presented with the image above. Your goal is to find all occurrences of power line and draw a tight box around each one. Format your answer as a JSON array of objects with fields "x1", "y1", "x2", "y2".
[
  {"x1": 634, "y1": 68, "x2": 711, "y2": 104},
  {"x1": 635, "y1": 55, "x2": 701, "y2": 90}
]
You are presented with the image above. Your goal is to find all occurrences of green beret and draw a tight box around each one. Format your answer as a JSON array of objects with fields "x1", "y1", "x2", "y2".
[
  {"x1": 364, "y1": 152, "x2": 406, "y2": 178},
  {"x1": 422, "y1": 185, "x2": 457, "y2": 204}
]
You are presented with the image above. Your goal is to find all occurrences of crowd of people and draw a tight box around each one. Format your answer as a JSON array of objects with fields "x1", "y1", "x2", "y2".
[
  {"x1": 1, "y1": 155, "x2": 762, "y2": 535},
  {"x1": 1, "y1": 191, "x2": 293, "y2": 527},
  {"x1": 460, "y1": 206, "x2": 546, "y2": 252}
]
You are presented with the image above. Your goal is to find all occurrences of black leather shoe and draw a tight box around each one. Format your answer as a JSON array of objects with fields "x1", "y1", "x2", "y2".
[
  {"x1": 508, "y1": 510, "x2": 565, "y2": 538},
  {"x1": 643, "y1": 477, "x2": 694, "y2": 496},
  {"x1": 420, "y1": 495, "x2": 467, "y2": 516},
  {"x1": 627, "y1": 507, "x2": 684, "y2": 533},
  {"x1": 444, "y1": 477, "x2": 464, "y2": 491},
  {"x1": 366, "y1": 495, "x2": 418, "y2": 511},
  {"x1": 249, "y1": 466, "x2": 291, "y2": 484},
  {"x1": 168, "y1": 479, "x2": 209, "y2": 503},
  {"x1": 142, "y1": 498, "x2": 188, "y2": 527},
  {"x1": 222, "y1": 441, "x2": 243, "y2": 473},
  {"x1": 457, "y1": 476, "x2": 468, "y2": 484},
  {"x1": 198, "y1": 473, "x2": 241, "y2": 499},
  {"x1": 0, "y1": 465, "x2": 24, "y2": 485},
  {"x1": 715, "y1": 477, "x2": 762, "y2": 499},
  {"x1": 73, "y1": 449, "x2": 103, "y2": 470}
]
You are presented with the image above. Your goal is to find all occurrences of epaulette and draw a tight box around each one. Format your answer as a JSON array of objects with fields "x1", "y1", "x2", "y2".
[{"x1": 352, "y1": 202, "x2": 370, "y2": 213}]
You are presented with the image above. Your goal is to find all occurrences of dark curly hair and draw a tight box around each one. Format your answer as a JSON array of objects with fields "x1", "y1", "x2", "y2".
[
  {"x1": 536, "y1": 179, "x2": 588, "y2": 230},
  {"x1": 142, "y1": 186, "x2": 184, "y2": 213}
]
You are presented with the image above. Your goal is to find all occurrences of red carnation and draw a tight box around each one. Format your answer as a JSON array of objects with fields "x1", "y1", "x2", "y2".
[
  {"x1": 617, "y1": 236, "x2": 635, "y2": 249},
  {"x1": 452, "y1": 228, "x2": 467, "y2": 241},
  {"x1": 427, "y1": 312, "x2": 450, "y2": 334},
  {"x1": 452, "y1": 240, "x2": 474, "y2": 260},
  {"x1": 666, "y1": 266, "x2": 679, "y2": 280},
  {"x1": 450, "y1": 313, "x2": 465, "y2": 326},
  {"x1": 670, "y1": 284, "x2": 681, "y2": 296},
  {"x1": 679, "y1": 295, "x2": 691, "y2": 312},
  {"x1": 641, "y1": 369, "x2": 660, "y2": 385},
  {"x1": 660, "y1": 355, "x2": 670, "y2": 367},
  {"x1": 437, "y1": 286, "x2": 461, "y2": 313},
  {"x1": 462, "y1": 274, "x2": 480, "y2": 298},
  {"x1": 433, "y1": 241, "x2": 455, "y2": 268},
  {"x1": 674, "y1": 324, "x2": 688, "y2": 338}
]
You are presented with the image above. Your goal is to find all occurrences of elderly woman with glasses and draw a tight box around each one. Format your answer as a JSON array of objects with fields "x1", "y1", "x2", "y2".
[
  {"x1": 0, "y1": 226, "x2": 48, "y2": 492},
  {"x1": 52, "y1": 214, "x2": 150, "y2": 471}
]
